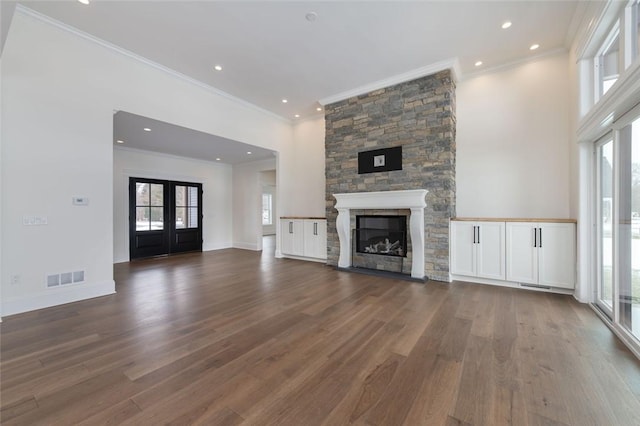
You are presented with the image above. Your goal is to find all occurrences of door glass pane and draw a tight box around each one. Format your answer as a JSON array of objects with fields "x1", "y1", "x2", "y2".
[
  {"x1": 175, "y1": 186, "x2": 186, "y2": 207},
  {"x1": 136, "y1": 183, "x2": 150, "y2": 206},
  {"x1": 150, "y1": 207, "x2": 164, "y2": 230},
  {"x1": 188, "y1": 186, "x2": 198, "y2": 207},
  {"x1": 598, "y1": 140, "x2": 614, "y2": 311},
  {"x1": 150, "y1": 184, "x2": 164, "y2": 206},
  {"x1": 620, "y1": 118, "x2": 640, "y2": 340},
  {"x1": 188, "y1": 207, "x2": 198, "y2": 228},
  {"x1": 136, "y1": 207, "x2": 150, "y2": 231},
  {"x1": 175, "y1": 207, "x2": 186, "y2": 229}
]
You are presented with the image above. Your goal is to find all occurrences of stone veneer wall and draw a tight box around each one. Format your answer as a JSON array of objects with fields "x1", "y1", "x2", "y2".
[{"x1": 325, "y1": 70, "x2": 456, "y2": 282}]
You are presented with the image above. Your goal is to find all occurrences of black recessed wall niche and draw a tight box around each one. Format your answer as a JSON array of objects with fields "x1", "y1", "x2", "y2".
[{"x1": 358, "y1": 146, "x2": 402, "y2": 174}]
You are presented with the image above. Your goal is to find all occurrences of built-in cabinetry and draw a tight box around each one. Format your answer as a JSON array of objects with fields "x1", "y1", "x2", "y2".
[
  {"x1": 450, "y1": 221, "x2": 505, "y2": 280},
  {"x1": 280, "y1": 217, "x2": 327, "y2": 262},
  {"x1": 505, "y1": 222, "x2": 576, "y2": 289},
  {"x1": 450, "y1": 218, "x2": 576, "y2": 292}
]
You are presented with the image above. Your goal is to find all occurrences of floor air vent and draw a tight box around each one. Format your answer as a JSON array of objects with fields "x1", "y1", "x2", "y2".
[
  {"x1": 519, "y1": 283, "x2": 552, "y2": 290},
  {"x1": 46, "y1": 270, "x2": 85, "y2": 288}
]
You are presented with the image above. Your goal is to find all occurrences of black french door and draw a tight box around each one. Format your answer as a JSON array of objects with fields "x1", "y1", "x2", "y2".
[{"x1": 129, "y1": 177, "x2": 203, "y2": 260}]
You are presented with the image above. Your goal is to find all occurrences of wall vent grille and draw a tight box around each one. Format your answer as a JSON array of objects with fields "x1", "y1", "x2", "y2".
[{"x1": 46, "y1": 270, "x2": 85, "y2": 288}]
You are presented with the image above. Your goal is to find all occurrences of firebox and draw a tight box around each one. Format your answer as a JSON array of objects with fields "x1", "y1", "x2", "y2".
[{"x1": 355, "y1": 215, "x2": 407, "y2": 257}]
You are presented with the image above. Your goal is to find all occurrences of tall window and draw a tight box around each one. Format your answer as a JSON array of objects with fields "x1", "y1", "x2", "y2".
[
  {"x1": 262, "y1": 193, "x2": 273, "y2": 225},
  {"x1": 619, "y1": 116, "x2": 640, "y2": 340},
  {"x1": 596, "y1": 137, "x2": 614, "y2": 315},
  {"x1": 633, "y1": 0, "x2": 640, "y2": 59}
]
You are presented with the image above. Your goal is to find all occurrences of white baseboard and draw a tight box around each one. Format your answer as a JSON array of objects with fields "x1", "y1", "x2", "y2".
[
  {"x1": 203, "y1": 242, "x2": 232, "y2": 252},
  {"x1": 1, "y1": 280, "x2": 116, "y2": 317},
  {"x1": 233, "y1": 242, "x2": 260, "y2": 251}
]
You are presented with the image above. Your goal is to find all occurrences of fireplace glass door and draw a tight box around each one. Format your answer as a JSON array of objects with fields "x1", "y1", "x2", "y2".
[{"x1": 356, "y1": 215, "x2": 407, "y2": 257}]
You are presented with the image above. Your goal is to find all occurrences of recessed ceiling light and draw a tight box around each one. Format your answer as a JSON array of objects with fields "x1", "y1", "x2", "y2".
[
  {"x1": 116, "y1": 140, "x2": 124, "y2": 144},
  {"x1": 501, "y1": 21, "x2": 512, "y2": 29},
  {"x1": 282, "y1": 99, "x2": 288, "y2": 103},
  {"x1": 78, "y1": 0, "x2": 90, "y2": 4},
  {"x1": 294, "y1": 114, "x2": 300, "y2": 118},
  {"x1": 530, "y1": 44, "x2": 540, "y2": 50},
  {"x1": 143, "y1": 127, "x2": 151, "y2": 132},
  {"x1": 475, "y1": 61, "x2": 483, "y2": 67},
  {"x1": 216, "y1": 158, "x2": 221, "y2": 161},
  {"x1": 316, "y1": 107, "x2": 322, "y2": 111},
  {"x1": 214, "y1": 65, "x2": 222, "y2": 71},
  {"x1": 247, "y1": 151, "x2": 252, "y2": 155},
  {"x1": 305, "y1": 12, "x2": 318, "y2": 22}
]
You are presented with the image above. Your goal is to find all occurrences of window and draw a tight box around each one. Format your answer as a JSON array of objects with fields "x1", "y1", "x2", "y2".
[
  {"x1": 633, "y1": 0, "x2": 640, "y2": 60},
  {"x1": 596, "y1": 136, "x2": 615, "y2": 315},
  {"x1": 596, "y1": 24, "x2": 620, "y2": 100},
  {"x1": 618, "y1": 116, "x2": 640, "y2": 340},
  {"x1": 262, "y1": 193, "x2": 273, "y2": 225}
]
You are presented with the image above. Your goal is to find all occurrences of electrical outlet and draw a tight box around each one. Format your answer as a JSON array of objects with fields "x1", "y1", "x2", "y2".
[{"x1": 10, "y1": 274, "x2": 20, "y2": 285}]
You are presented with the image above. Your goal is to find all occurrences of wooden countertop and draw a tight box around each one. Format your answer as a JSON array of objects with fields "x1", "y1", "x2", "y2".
[
  {"x1": 451, "y1": 217, "x2": 577, "y2": 223},
  {"x1": 280, "y1": 217, "x2": 326, "y2": 220}
]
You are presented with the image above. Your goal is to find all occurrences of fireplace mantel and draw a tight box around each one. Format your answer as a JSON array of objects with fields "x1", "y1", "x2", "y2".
[{"x1": 333, "y1": 189, "x2": 428, "y2": 279}]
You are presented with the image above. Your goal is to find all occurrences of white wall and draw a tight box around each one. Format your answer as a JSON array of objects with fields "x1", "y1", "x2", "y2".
[
  {"x1": 232, "y1": 158, "x2": 276, "y2": 250},
  {"x1": 456, "y1": 53, "x2": 572, "y2": 219},
  {"x1": 113, "y1": 148, "x2": 233, "y2": 263},
  {"x1": 284, "y1": 118, "x2": 326, "y2": 217},
  {"x1": 1, "y1": 10, "x2": 293, "y2": 316}
]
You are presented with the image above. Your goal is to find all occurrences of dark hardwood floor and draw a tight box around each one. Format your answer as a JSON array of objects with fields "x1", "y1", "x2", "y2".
[{"x1": 2, "y1": 240, "x2": 640, "y2": 425}]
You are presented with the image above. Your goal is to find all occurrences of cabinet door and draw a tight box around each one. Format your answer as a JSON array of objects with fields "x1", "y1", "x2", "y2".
[
  {"x1": 506, "y1": 222, "x2": 538, "y2": 284},
  {"x1": 538, "y1": 223, "x2": 576, "y2": 289},
  {"x1": 314, "y1": 220, "x2": 327, "y2": 260},
  {"x1": 303, "y1": 220, "x2": 327, "y2": 259},
  {"x1": 476, "y1": 222, "x2": 506, "y2": 280},
  {"x1": 281, "y1": 220, "x2": 303, "y2": 255},
  {"x1": 450, "y1": 221, "x2": 476, "y2": 277}
]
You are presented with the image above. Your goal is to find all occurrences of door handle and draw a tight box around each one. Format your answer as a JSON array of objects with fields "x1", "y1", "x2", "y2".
[
  {"x1": 477, "y1": 226, "x2": 480, "y2": 245},
  {"x1": 314, "y1": 222, "x2": 318, "y2": 235},
  {"x1": 539, "y1": 228, "x2": 542, "y2": 248},
  {"x1": 534, "y1": 227, "x2": 537, "y2": 248},
  {"x1": 289, "y1": 222, "x2": 293, "y2": 233}
]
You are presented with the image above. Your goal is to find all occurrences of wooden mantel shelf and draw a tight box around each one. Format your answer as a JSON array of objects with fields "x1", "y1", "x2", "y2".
[{"x1": 451, "y1": 217, "x2": 577, "y2": 224}]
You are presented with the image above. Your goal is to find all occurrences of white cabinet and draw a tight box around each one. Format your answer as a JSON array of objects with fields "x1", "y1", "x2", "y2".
[
  {"x1": 280, "y1": 218, "x2": 326, "y2": 261},
  {"x1": 281, "y1": 219, "x2": 303, "y2": 256},
  {"x1": 450, "y1": 221, "x2": 505, "y2": 280},
  {"x1": 506, "y1": 222, "x2": 575, "y2": 289},
  {"x1": 303, "y1": 219, "x2": 327, "y2": 259}
]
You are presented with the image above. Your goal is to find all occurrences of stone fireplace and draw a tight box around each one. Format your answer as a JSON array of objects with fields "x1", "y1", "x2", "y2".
[
  {"x1": 325, "y1": 70, "x2": 456, "y2": 282},
  {"x1": 334, "y1": 190, "x2": 428, "y2": 279}
]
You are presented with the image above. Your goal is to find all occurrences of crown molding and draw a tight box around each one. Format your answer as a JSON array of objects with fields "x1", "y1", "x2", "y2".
[
  {"x1": 460, "y1": 48, "x2": 569, "y2": 81},
  {"x1": 318, "y1": 57, "x2": 461, "y2": 106},
  {"x1": 15, "y1": 5, "x2": 291, "y2": 124}
]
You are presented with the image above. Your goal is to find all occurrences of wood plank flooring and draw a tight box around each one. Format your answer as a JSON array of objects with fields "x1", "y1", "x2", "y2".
[{"x1": 2, "y1": 243, "x2": 640, "y2": 425}]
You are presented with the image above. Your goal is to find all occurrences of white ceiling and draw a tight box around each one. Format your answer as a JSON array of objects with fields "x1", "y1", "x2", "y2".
[
  {"x1": 14, "y1": 0, "x2": 583, "y2": 162},
  {"x1": 113, "y1": 111, "x2": 275, "y2": 165}
]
